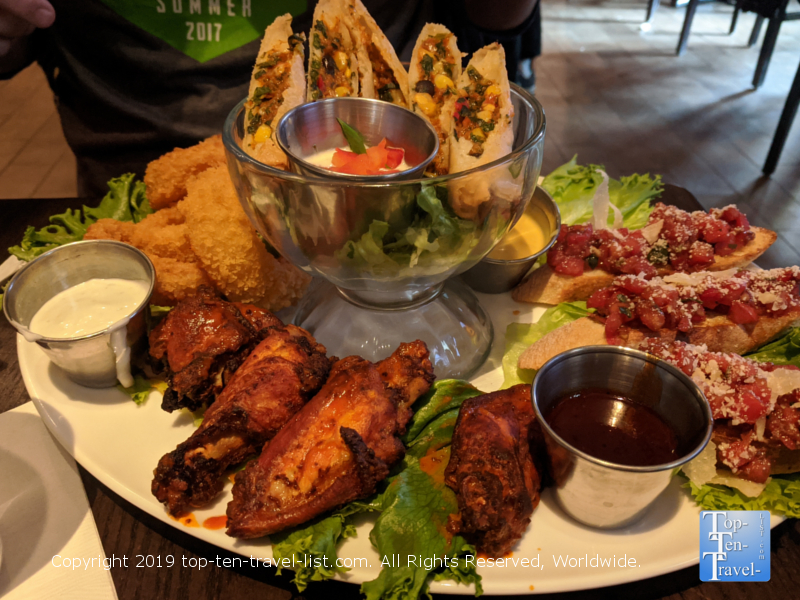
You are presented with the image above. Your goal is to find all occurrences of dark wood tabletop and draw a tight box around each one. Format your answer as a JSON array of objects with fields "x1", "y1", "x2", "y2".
[{"x1": 3, "y1": 193, "x2": 800, "y2": 600}]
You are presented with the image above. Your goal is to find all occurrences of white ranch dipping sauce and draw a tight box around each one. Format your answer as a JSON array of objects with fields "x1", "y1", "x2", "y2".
[{"x1": 29, "y1": 278, "x2": 150, "y2": 387}]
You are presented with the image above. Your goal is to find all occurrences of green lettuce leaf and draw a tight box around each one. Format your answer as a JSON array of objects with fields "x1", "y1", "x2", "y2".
[
  {"x1": 502, "y1": 302, "x2": 593, "y2": 388},
  {"x1": 684, "y1": 475, "x2": 800, "y2": 518},
  {"x1": 335, "y1": 185, "x2": 478, "y2": 277},
  {"x1": 744, "y1": 327, "x2": 800, "y2": 368},
  {"x1": 116, "y1": 374, "x2": 167, "y2": 405},
  {"x1": 271, "y1": 504, "x2": 368, "y2": 592},
  {"x1": 541, "y1": 155, "x2": 662, "y2": 229},
  {"x1": 9, "y1": 173, "x2": 152, "y2": 261},
  {"x1": 362, "y1": 380, "x2": 484, "y2": 600}
]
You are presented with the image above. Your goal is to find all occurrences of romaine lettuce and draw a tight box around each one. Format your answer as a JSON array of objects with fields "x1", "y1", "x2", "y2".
[
  {"x1": 541, "y1": 155, "x2": 662, "y2": 230},
  {"x1": 116, "y1": 375, "x2": 167, "y2": 405},
  {"x1": 9, "y1": 173, "x2": 151, "y2": 261},
  {"x1": 744, "y1": 327, "x2": 800, "y2": 368},
  {"x1": 684, "y1": 475, "x2": 800, "y2": 518},
  {"x1": 502, "y1": 302, "x2": 593, "y2": 388},
  {"x1": 335, "y1": 185, "x2": 477, "y2": 277}
]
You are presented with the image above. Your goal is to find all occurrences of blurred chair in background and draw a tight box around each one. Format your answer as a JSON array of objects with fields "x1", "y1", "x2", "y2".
[
  {"x1": 764, "y1": 58, "x2": 800, "y2": 174},
  {"x1": 676, "y1": 0, "x2": 799, "y2": 89}
]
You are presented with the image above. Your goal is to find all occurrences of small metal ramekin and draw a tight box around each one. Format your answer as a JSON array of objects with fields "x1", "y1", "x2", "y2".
[
  {"x1": 275, "y1": 97, "x2": 439, "y2": 181},
  {"x1": 532, "y1": 345, "x2": 712, "y2": 529},
  {"x1": 460, "y1": 185, "x2": 560, "y2": 294},
  {"x1": 3, "y1": 240, "x2": 155, "y2": 388}
]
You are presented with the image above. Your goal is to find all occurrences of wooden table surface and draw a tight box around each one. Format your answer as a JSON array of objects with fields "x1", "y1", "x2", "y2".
[{"x1": 3, "y1": 195, "x2": 800, "y2": 600}]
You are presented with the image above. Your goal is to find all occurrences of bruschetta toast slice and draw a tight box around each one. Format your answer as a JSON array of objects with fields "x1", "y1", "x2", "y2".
[
  {"x1": 513, "y1": 225, "x2": 777, "y2": 305},
  {"x1": 242, "y1": 15, "x2": 305, "y2": 169},
  {"x1": 642, "y1": 339, "x2": 800, "y2": 487},
  {"x1": 519, "y1": 267, "x2": 800, "y2": 370},
  {"x1": 518, "y1": 316, "x2": 677, "y2": 370},
  {"x1": 514, "y1": 200, "x2": 777, "y2": 306}
]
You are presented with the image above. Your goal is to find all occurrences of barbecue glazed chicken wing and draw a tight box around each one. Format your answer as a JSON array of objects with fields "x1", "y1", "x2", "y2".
[
  {"x1": 226, "y1": 340, "x2": 435, "y2": 538},
  {"x1": 149, "y1": 286, "x2": 282, "y2": 412},
  {"x1": 445, "y1": 384, "x2": 543, "y2": 557},
  {"x1": 152, "y1": 324, "x2": 331, "y2": 516}
]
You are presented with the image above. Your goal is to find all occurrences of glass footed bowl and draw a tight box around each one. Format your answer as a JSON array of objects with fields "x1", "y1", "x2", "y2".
[{"x1": 223, "y1": 84, "x2": 547, "y2": 379}]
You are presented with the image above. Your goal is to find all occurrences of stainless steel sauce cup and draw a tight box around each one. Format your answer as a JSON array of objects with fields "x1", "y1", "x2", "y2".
[
  {"x1": 276, "y1": 97, "x2": 439, "y2": 182},
  {"x1": 532, "y1": 345, "x2": 712, "y2": 529},
  {"x1": 3, "y1": 240, "x2": 155, "y2": 388},
  {"x1": 459, "y1": 185, "x2": 560, "y2": 293}
]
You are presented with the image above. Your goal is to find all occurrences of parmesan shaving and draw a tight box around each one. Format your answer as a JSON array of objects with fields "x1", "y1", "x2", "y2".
[
  {"x1": 682, "y1": 440, "x2": 718, "y2": 487},
  {"x1": 755, "y1": 416, "x2": 766, "y2": 441},
  {"x1": 662, "y1": 268, "x2": 740, "y2": 286},
  {"x1": 590, "y1": 169, "x2": 622, "y2": 230},
  {"x1": 640, "y1": 219, "x2": 664, "y2": 245},
  {"x1": 709, "y1": 471, "x2": 770, "y2": 498},
  {"x1": 763, "y1": 367, "x2": 800, "y2": 403}
]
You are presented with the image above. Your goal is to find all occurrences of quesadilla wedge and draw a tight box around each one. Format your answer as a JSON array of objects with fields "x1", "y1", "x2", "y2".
[
  {"x1": 307, "y1": 0, "x2": 360, "y2": 100},
  {"x1": 445, "y1": 43, "x2": 516, "y2": 220},
  {"x1": 243, "y1": 14, "x2": 306, "y2": 169},
  {"x1": 346, "y1": 0, "x2": 409, "y2": 106},
  {"x1": 409, "y1": 23, "x2": 462, "y2": 175},
  {"x1": 448, "y1": 42, "x2": 513, "y2": 174}
]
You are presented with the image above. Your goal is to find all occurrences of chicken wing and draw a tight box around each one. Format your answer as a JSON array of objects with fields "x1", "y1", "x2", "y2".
[
  {"x1": 152, "y1": 324, "x2": 331, "y2": 516},
  {"x1": 444, "y1": 384, "x2": 543, "y2": 557},
  {"x1": 149, "y1": 286, "x2": 281, "y2": 412},
  {"x1": 226, "y1": 340, "x2": 435, "y2": 538}
]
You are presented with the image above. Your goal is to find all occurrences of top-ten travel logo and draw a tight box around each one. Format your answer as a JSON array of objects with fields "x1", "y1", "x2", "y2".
[{"x1": 699, "y1": 510, "x2": 770, "y2": 582}]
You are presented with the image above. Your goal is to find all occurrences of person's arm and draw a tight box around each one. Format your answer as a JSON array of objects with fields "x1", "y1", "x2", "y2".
[
  {"x1": 0, "y1": 0, "x2": 55, "y2": 75},
  {"x1": 464, "y1": 0, "x2": 538, "y2": 32}
]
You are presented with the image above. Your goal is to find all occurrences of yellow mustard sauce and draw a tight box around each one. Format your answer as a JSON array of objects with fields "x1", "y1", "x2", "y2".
[{"x1": 487, "y1": 204, "x2": 550, "y2": 260}]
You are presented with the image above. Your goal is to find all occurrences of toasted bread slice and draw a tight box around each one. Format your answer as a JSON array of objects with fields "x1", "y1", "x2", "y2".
[
  {"x1": 685, "y1": 311, "x2": 800, "y2": 355},
  {"x1": 512, "y1": 265, "x2": 614, "y2": 306},
  {"x1": 513, "y1": 226, "x2": 778, "y2": 306},
  {"x1": 517, "y1": 317, "x2": 677, "y2": 370},
  {"x1": 517, "y1": 310, "x2": 800, "y2": 372}
]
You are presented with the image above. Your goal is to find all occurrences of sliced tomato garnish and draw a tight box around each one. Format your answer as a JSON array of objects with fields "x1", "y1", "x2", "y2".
[
  {"x1": 331, "y1": 148, "x2": 358, "y2": 167},
  {"x1": 385, "y1": 147, "x2": 404, "y2": 169}
]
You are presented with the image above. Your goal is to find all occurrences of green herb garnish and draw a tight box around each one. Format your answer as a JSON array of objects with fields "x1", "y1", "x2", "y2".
[
  {"x1": 420, "y1": 54, "x2": 433, "y2": 75},
  {"x1": 337, "y1": 118, "x2": 367, "y2": 154}
]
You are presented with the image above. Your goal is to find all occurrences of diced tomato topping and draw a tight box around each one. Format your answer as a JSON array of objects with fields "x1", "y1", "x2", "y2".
[
  {"x1": 588, "y1": 268, "x2": 800, "y2": 343},
  {"x1": 729, "y1": 301, "x2": 759, "y2": 324},
  {"x1": 385, "y1": 147, "x2": 404, "y2": 169},
  {"x1": 545, "y1": 203, "x2": 755, "y2": 280},
  {"x1": 739, "y1": 456, "x2": 772, "y2": 484},
  {"x1": 767, "y1": 391, "x2": 800, "y2": 450},
  {"x1": 558, "y1": 255, "x2": 586, "y2": 277}
]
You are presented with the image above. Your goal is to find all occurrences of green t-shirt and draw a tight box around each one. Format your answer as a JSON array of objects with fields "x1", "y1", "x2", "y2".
[{"x1": 33, "y1": 0, "x2": 428, "y2": 198}]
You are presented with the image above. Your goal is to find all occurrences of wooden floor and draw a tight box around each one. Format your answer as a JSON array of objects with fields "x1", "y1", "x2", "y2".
[{"x1": 0, "y1": 0, "x2": 798, "y2": 266}]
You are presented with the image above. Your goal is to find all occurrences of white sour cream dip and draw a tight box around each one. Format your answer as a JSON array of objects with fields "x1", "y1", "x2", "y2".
[
  {"x1": 30, "y1": 278, "x2": 150, "y2": 339},
  {"x1": 29, "y1": 278, "x2": 150, "y2": 388}
]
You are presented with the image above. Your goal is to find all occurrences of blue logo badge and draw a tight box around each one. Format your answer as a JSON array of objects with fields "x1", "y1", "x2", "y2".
[{"x1": 699, "y1": 510, "x2": 769, "y2": 582}]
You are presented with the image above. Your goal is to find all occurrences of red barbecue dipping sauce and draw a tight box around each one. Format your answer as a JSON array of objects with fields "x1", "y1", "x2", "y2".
[{"x1": 545, "y1": 388, "x2": 679, "y2": 466}]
